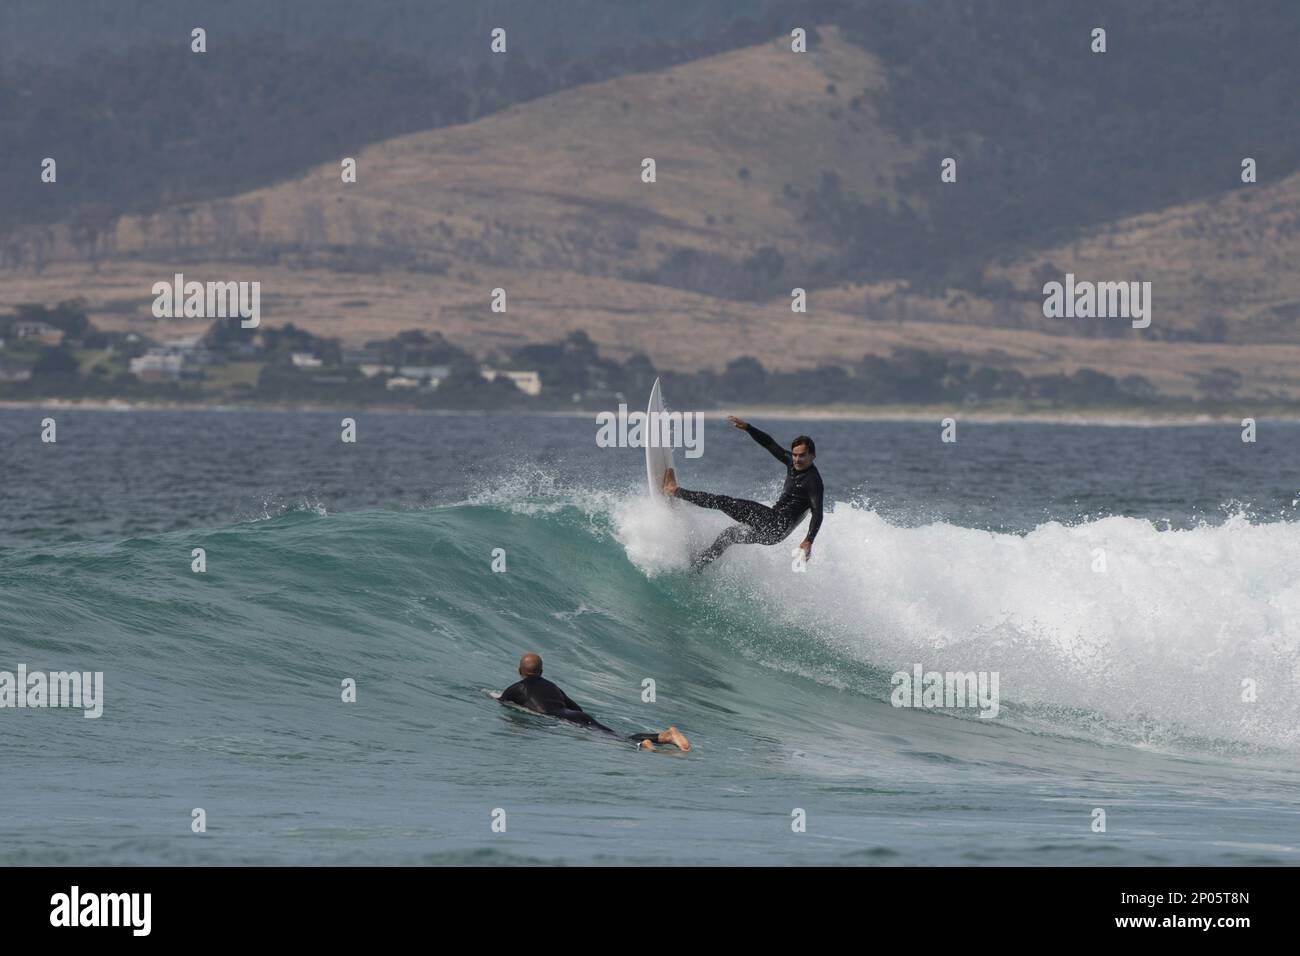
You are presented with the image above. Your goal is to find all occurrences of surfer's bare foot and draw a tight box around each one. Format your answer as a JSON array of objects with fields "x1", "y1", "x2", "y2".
[
  {"x1": 662, "y1": 468, "x2": 678, "y2": 496},
  {"x1": 661, "y1": 726, "x2": 691, "y2": 751},
  {"x1": 637, "y1": 739, "x2": 657, "y2": 751}
]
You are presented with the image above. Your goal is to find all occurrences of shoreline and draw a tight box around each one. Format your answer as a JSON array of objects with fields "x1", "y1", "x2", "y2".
[{"x1": 1, "y1": 397, "x2": 1293, "y2": 425}]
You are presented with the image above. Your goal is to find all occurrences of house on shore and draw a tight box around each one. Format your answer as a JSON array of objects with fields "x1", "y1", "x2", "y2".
[{"x1": 480, "y1": 368, "x2": 541, "y2": 396}]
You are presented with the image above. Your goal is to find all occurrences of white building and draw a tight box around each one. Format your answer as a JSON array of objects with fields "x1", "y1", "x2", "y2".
[
  {"x1": 14, "y1": 322, "x2": 62, "y2": 345},
  {"x1": 129, "y1": 350, "x2": 185, "y2": 381},
  {"x1": 398, "y1": 364, "x2": 450, "y2": 381},
  {"x1": 480, "y1": 368, "x2": 542, "y2": 396},
  {"x1": 160, "y1": 336, "x2": 212, "y2": 367},
  {"x1": 164, "y1": 335, "x2": 204, "y2": 350}
]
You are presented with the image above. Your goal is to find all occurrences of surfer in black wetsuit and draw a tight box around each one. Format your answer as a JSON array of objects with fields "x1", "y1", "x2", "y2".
[
  {"x1": 498, "y1": 654, "x2": 691, "y2": 752},
  {"x1": 664, "y1": 417, "x2": 823, "y2": 570}
]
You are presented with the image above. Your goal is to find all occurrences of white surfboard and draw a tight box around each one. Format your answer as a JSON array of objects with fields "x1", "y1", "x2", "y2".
[{"x1": 645, "y1": 377, "x2": 676, "y2": 499}]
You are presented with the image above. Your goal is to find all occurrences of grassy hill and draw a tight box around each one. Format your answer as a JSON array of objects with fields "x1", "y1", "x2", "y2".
[{"x1": 3, "y1": 11, "x2": 1300, "y2": 403}]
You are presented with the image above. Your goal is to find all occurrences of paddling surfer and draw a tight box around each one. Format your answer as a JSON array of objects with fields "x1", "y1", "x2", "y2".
[{"x1": 499, "y1": 654, "x2": 691, "y2": 752}]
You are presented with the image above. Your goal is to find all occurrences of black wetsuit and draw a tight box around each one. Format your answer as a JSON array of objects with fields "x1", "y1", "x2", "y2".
[
  {"x1": 499, "y1": 676, "x2": 659, "y2": 744},
  {"x1": 674, "y1": 423, "x2": 823, "y2": 568}
]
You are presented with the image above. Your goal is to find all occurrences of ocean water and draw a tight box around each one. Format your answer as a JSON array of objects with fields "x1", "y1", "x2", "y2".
[{"x1": 1, "y1": 407, "x2": 1298, "y2": 865}]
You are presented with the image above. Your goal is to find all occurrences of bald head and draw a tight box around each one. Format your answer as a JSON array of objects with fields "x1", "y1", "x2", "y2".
[{"x1": 518, "y1": 653, "x2": 543, "y2": 678}]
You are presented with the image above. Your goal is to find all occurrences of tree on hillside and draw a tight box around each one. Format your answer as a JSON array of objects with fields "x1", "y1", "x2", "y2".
[{"x1": 32, "y1": 346, "x2": 80, "y2": 378}]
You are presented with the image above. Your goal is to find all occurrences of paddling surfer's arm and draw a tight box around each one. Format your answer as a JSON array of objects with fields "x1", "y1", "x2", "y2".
[{"x1": 726, "y1": 416, "x2": 791, "y2": 466}]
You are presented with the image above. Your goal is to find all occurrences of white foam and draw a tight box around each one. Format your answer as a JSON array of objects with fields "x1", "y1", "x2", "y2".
[
  {"x1": 621, "y1": 499, "x2": 1300, "y2": 748},
  {"x1": 612, "y1": 494, "x2": 692, "y2": 575}
]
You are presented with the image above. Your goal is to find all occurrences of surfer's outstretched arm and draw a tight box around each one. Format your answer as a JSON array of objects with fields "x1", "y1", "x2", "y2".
[{"x1": 738, "y1": 420, "x2": 793, "y2": 466}]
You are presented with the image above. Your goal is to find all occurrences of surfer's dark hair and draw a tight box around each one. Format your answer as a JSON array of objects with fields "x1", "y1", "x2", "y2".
[{"x1": 791, "y1": 435, "x2": 815, "y2": 456}]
